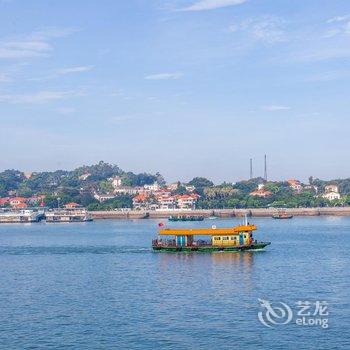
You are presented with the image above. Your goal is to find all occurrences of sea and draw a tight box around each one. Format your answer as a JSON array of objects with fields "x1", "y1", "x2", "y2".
[{"x1": 0, "y1": 217, "x2": 349, "y2": 349}]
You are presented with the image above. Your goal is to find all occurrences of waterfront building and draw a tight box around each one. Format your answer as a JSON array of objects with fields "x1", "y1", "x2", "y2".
[
  {"x1": 158, "y1": 195, "x2": 176, "y2": 210},
  {"x1": 9, "y1": 197, "x2": 27, "y2": 207},
  {"x1": 133, "y1": 193, "x2": 148, "y2": 210},
  {"x1": 176, "y1": 194, "x2": 199, "y2": 209},
  {"x1": 0, "y1": 198, "x2": 10, "y2": 207},
  {"x1": 322, "y1": 184, "x2": 341, "y2": 201},
  {"x1": 133, "y1": 193, "x2": 159, "y2": 210}
]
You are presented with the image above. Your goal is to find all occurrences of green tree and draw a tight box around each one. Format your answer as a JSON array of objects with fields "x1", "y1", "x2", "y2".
[{"x1": 99, "y1": 180, "x2": 114, "y2": 193}]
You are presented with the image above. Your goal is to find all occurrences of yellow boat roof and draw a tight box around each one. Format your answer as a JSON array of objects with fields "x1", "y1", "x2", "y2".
[{"x1": 159, "y1": 224, "x2": 257, "y2": 236}]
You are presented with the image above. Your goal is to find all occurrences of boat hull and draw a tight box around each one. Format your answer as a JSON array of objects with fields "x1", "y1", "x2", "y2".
[
  {"x1": 168, "y1": 216, "x2": 204, "y2": 222},
  {"x1": 152, "y1": 242, "x2": 271, "y2": 252},
  {"x1": 272, "y1": 215, "x2": 293, "y2": 219}
]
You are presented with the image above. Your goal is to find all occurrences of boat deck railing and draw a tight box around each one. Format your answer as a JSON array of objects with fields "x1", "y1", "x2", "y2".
[
  {"x1": 152, "y1": 238, "x2": 258, "y2": 248},
  {"x1": 152, "y1": 239, "x2": 212, "y2": 247}
]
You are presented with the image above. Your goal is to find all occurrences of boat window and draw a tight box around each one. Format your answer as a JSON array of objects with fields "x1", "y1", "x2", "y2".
[
  {"x1": 223, "y1": 237, "x2": 229, "y2": 240},
  {"x1": 214, "y1": 237, "x2": 221, "y2": 240}
]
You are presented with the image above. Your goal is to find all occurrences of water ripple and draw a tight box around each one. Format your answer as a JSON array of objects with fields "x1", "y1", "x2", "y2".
[{"x1": 0, "y1": 246, "x2": 151, "y2": 255}]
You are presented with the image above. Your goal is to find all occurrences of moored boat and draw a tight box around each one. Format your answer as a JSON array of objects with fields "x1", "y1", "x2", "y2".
[
  {"x1": 0, "y1": 209, "x2": 44, "y2": 223},
  {"x1": 272, "y1": 210, "x2": 293, "y2": 219},
  {"x1": 168, "y1": 215, "x2": 204, "y2": 222},
  {"x1": 45, "y1": 208, "x2": 93, "y2": 223},
  {"x1": 152, "y1": 222, "x2": 270, "y2": 252}
]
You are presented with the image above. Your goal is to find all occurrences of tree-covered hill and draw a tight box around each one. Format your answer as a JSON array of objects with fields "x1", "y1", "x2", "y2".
[{"x1": 0, "y1": 161, "x2": 160, "y2": 206}]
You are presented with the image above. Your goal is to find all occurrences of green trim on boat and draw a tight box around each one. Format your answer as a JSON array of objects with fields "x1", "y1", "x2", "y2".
[{"x1": 152, "y1": 242, "x2": 271, "y2": 252}]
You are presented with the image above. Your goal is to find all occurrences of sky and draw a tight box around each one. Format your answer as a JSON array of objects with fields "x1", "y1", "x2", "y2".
[{"x1": 0, "y1": 0, "x2": 350, "y2": 183}]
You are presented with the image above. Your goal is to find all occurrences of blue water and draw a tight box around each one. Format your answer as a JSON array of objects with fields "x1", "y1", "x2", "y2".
[{"x1": 0, "y1": 217, "x2": 349, "y2": 349}]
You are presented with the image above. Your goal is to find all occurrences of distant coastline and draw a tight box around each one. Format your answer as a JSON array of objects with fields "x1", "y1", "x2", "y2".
[{"x1": 90, "y1": 207, "x2": 350, "y2": 219}]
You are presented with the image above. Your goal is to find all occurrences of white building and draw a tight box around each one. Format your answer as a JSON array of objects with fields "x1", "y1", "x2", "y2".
[
  {"x1": 176, "y1": 194, "x2": 197, "y2": 209},
  {"x1": 114, "y1": 186, "x2": 143, "y2": 195},
  {"x1": 168, "y1": 182, "x2": 179, "y2": 191},
  {"x1": 158, "y1": 196, "x2": 176, "y2": 210},
  {"x1": 79, "y1": 173, "x2": 91, "y2": 181},
  {"x1": 257, "y1": 183, "x2": 265, "y2": 190},
  {"x1": 111, "y1": 176, "x2": 122, "y2": 188},
  {"x1": 144, "y1": 183, "x2": 160, "y2": 192},
  {"x1": 93, "y1": 193, "x2": 115, "y2": 202},
  {"x1": 322, "y1": 184, "x2": 341, "y2": 201},
  {"x1": 287, "y1": 179, "x2": 302, "y2": 193},
  {"x1": 185, "y1": 185, "x2": 196, "y2": 192}
]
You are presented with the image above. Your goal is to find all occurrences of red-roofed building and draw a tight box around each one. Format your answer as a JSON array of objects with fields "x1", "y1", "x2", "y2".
[
  {"x1": 133, "y1": 193, "x2": 159, "y2": 210},
  {"x1": 158, "y1": 195, "x2": 176, "y2": 210},
  {"x1": 287, "y1": 179, "x2": 302, "y2": 193},
  {"x1": 13, "y1": 202, "x2": 28, "y2": 209},
  {"x1": 176, "y1": 194, "x2": 199, "y2": 209},
  {"x1": 27, "y1": 195, "x2": 46, "y2": 206},
  {"x1": 249, "y1": 189, "x2": 272, "y2": 198},
  {"x1": 0, "y1": 197, "x2": 10, "y2": 207},
  {"x1": 64, "y1": 202, "x2": 80, "y2": 209},
  {"x1": 9, "y1": 197, "x2": 27, "y2": 207}
]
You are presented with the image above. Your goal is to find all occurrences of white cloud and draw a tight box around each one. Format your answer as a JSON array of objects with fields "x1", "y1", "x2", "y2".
[
  {"x1": 229, "y1": 16, "x2": 286, "y2": 44},
  {"x1": 262, "y1": 105, "x2": 290, "y2": 111},
  {"x1": 324, "y1": 15, "x2": 350, "y2": 38},
  {"x1": 0, "y1": 41, "x2": 51, "y2": 59},
  {"x1": 0, "y1": 90, "x2": 85, "y2": 104},
  {"x1": 0, "y1": 73, "x2": 11, "y2": 82},
  {"x1": 110, "y1": 115, "x2": 137, "y2": 124},
  {"x1": 0, "y1": 27, "x2": 77, "y2": 59},
  {"x1": 56, "y1": 107, "x2": 76, "y2": 115},
  {"x1": 56, "y1": 65, "x2": 94, "y2": 75},
  {"x1": 144, "y1": 72, "x2": 183, "y2": 80},
  {"x1": 327, "y1": 14, "x2": 350, "y2": 24},
  {"x1": 28, "y1": 65, "x2": 94, "y2": 81},
  {"x1": 180, "y1": 0, "x2": 247, "y2": 11}
]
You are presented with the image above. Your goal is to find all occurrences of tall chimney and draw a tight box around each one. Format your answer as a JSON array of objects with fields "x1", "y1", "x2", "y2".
[
  {"x1": 264, "y1": 154, "x2": 267, "y2": 182},
  {"x1": 250, "y1": 158, "x2": 253, "y2": 179}
]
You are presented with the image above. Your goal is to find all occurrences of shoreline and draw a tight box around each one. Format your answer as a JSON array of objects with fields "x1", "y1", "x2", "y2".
[{"x1": 90, "y1": 207, "x2": 350, "y2": 219}]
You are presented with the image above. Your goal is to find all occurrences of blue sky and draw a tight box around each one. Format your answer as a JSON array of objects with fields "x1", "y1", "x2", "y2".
[{"x1": 0, "y1": 0, "x2": 349, "y2": 183}]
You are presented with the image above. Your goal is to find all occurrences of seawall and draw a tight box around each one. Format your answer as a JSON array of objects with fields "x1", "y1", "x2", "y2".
[{"x1": 90, "y1": 207, "x2": 350, "y2": 219}]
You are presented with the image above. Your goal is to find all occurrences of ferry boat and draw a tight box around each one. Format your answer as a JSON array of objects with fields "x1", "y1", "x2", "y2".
[
  {"x1": 152, "y1": 222, "x2": 270, "y2": 252},
  {"x1": 45, "y1": 208, "x2": 93, "y2": 223},
  {"x1": 0, "y1": 209, "x2": 44, "y2": 223},
  {"x1": 168, "y1": 215, "x2": 204, "y2": 222}
]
